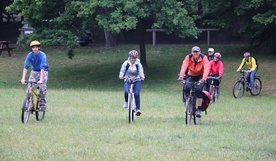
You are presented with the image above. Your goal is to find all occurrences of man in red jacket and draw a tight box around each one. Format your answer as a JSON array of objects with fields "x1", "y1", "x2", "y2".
[
  {"x1": 206, "y1": 52, "x2": 224, "y2": 92},
  {"x1": 178, "y1": 46, "x2": 210, "y2": 118}
]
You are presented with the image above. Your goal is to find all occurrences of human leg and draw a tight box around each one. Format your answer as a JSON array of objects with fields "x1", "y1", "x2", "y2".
[
  {"x1": 133, "y1": 81, "x2": 142, "y2": 116},
  {"x1": 123, "y1": 82, "x2": 130, "y2": 108},
  {"x1": 249, "y1": 68, "x2": 258, "y2": 89}
]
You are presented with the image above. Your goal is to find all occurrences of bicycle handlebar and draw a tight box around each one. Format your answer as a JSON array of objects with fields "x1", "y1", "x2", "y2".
[
  {"x1": 237, "y1": 70, "x2": 250, "y2": 73},
  {"x1": 207, "y1": 76, "x2": 220, "y2": 80}
]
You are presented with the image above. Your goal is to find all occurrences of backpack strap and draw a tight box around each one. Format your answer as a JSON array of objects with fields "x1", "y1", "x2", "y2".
[{"x1": 124, "y1": 63, "x2": 139, "y2": 76}]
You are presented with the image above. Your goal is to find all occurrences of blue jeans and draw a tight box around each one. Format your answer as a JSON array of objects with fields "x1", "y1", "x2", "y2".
[
  {"x1": 124, "y1": 81, "x2": 142, "y2": 109},
  {"x1": 246, "y1": 68, "x2": 258, "y2": 89}
]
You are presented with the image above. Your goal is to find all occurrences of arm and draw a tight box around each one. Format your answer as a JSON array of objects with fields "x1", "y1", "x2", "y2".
[
  {"x1": 237, "y1": 58, "x2": 246, "y2": 70},
  {"x1": 37, "y1": 69, "x2": 45, "y2": 84},
  {"x1": 202, "y1": 57, "x2": 210, "y2": 81},
  {"x1": 119, "y1": 61, "x2": 127, "y2": 78},
  {"x1": 219, "y1": 61, "x2": 224, "y2": 77},
  {"x1": 20, "y1": 69, "x2": 28, "y2": 84},
  {"x1": 138, "y1": 63, "x2": 145, "y2": 80},
  {"x1": 179, "y1": 56, "x2": 189, "y2": 78},
  {"x1": 249, "y1": 57, "x2": 257, "y2": 71}
]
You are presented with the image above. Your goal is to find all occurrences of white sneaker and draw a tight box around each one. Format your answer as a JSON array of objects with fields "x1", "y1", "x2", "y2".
[
  {"x1": 123, "y1": 102, "x2": 128, "y2": 109},
  {"x1": 136, "y1": 110, "x2": 142, "y2": 116}
]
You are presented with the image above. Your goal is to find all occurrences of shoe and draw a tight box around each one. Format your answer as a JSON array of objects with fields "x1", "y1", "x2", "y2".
[
  {"x1": 246, "y1": 87, "x2": 249, "y2": 91},
  {"x1": 136, "y1": 110, "x2": 142, "y2": 116},
  {"x1": 123, "y1": 102, "x2": 128, "y2": 109},
  {"x1": 195, "y1": 110, "x2": 202, "y2": 118},
  {"x1": 39, "y1": 106, "x2": 46, "y2": 111},
  {"x1": 39, "y1": 103, "x2": 47, "y2": 111}
]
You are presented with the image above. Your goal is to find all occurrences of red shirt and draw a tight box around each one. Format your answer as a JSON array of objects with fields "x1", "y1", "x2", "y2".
[{"x1": 209, "y1": 60, "x2": 224, "y2": 77}]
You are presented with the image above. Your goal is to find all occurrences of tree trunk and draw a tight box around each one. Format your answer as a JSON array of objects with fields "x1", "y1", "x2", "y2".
[
  {"x1": 231, "y1": 0, "x2": 241, "y2": 37},
  {"x1": 138, "y1": 19, "x2": 147, "y2": 67},
  {"x1": 104, "y1": 29, "x2": 117, "y2": 48},
  {"x1": 0, "y1": 0, "x2": 3, "y2": 26}
]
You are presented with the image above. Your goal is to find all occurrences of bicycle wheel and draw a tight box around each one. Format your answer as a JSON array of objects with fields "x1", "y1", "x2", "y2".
[
  {"x1": 185, "y1": 98, "x2": 193, "y2": 125},
  {"x1": 21, "y1": 97, "x2": 32, "y2": 124},
  {"x1": 233, "y1": 81, "x2": 245, "y2": 98},
  {"x1": 128, "y1": 94, "x2": 133, "y2": 123},
  {"x1": 35, "y1": 101, "x2": 45, "y2": 121},
  {"x1": 214, "y1": 87, "x2": 219, "y2": 102},
  {"x1": 193, "y1": 106, "x2": 200, "y2": 125},
  {"x1": 250, "y1": 77, "x2": 262, "y2": 96}
]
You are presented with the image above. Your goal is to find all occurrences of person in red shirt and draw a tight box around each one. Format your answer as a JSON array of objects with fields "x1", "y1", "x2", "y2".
[
  {"x1": 206, "y1": 52, "x2": 224, "y2": 92},
  {"x1": 178, "y1": 46, "x2": 210, "y2": 118}
]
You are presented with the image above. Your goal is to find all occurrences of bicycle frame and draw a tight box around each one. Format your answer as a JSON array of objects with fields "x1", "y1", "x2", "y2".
[
  {"x1": 28, "y1": 84, "x2": 40, "y2": 111},
  {"x1": 207, "y1": 76, "x2": 220, "y2": 103},
  {"x1": 21, "y1": 81, "x2": 45, "y2": 123},
  {"x1": 183, "y1": 80, "x2": 200, "y2": 125},
  {"x1": 124, "y1": 77, "x2": 139, "y2": 123}
]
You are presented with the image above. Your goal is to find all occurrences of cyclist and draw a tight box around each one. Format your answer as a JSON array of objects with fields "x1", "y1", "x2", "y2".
[
  {"x1": 236, "y1": 52, "x2": 258, "y2": 91},
  {"x1": 20, "y1": 40, "x2": 49, "y2": 111},
  {"x1": 206, "y1": 52, "x2": 224, "y2": 92},
  {"x1": 119, "y1": 50, "x2": 145, "y2": 116},
  {"x1": 178, "y1": 46, "x2": 210, "y2": 118},
  {"x1": 207, "y1": 48, "x2": 215, "y2": 61}
]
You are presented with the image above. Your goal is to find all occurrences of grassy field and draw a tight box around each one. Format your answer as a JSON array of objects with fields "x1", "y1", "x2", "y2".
[{"x1": 0, "y1": 44, "x2": 275, "y2": 161}]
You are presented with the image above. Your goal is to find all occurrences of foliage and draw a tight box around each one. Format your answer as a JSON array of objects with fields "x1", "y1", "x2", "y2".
[
  {"x1": 202, "y1": 0, "x2": 276, "y2": 53},
  {"x1": 6, "y1": 0, "x2": 200, "y2": 60}
]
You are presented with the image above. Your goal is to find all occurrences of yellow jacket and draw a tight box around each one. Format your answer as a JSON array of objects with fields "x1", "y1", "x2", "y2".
[{"x1": 237, "y1": 56, "x2": 258, "y2": 71}]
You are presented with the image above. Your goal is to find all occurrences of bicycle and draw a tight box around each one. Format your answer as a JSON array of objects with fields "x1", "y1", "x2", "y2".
[
  {"x1": 232, "y1": 70, "x2": 262, "y2": 98},
  {"x1": 180, "y1": 79, "x2": 200, "y2": 125},
  {"x1": 124, "y1": 77, "x2": 140, "y2": 123},
  {"x1": 207, "y1": 76, "x2": 221, "y2": 103},
  {"x1": 21, "y1": 81, "x2": 45, "y2": 123}
]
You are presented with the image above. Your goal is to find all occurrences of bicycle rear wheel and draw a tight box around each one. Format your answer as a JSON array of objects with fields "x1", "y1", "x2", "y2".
[
  {"x1": 35, "y1": 101, "x2": 45, "y2": 121},
  {"x1": 233, "y1": 81, "x2": 245, "y2": 98},
  {"x1": 250, "y1": 77, "x2": 262, "y2": 96},
  {"x1": 185, "y1": 99, "x2": 193, "y2": 125},
  {"x1": 21, "y1": 97, "x2": 32, "y2": 124}
]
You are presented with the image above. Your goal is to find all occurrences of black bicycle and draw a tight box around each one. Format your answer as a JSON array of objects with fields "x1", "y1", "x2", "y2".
[
  {"x1": 232, "y1": 70, "x2": 262, "y2": 98},
  {"x1": 181, "y1": 79, "x2": 200, "y2": 125},
  {"x1": 207, "y1": 76, "x2": 220, "y2": 103},
  {"x1": 21, "y1": 81, "x2": 45, "y2": 123}
]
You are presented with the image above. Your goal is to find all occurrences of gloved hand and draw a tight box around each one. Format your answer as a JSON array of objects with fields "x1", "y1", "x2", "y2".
[{"x1": 198, "y1": 79, "x2": 205, "y2": 84}]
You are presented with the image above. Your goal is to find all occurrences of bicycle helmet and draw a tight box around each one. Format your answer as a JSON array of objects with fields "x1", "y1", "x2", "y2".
[
  {"x1": 244, "y1": 52, "x2": 250, "y2": 57},
  {"x1": 214, "y1": 52, "x2": 222, "y2": 59},
  {"x1": 30, "y1": 40, "x2": 40, "y2": 47},
  {"x1": 128, "y1": 50, "x2": 138, "y2": 58}
]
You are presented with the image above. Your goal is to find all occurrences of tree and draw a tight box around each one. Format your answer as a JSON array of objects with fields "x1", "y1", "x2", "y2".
[
  {"x1": 72, "y1": 0, "x2": 200, "y2": 66},
  {"x1": 7, "y1": 0, "x2": 201, "y2": 62},
  {"x1": 202, "y1": 0, "x2": 276, "y2": 54}
]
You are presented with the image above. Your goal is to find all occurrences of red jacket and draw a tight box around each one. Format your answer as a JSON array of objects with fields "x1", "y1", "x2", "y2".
[
  {"x1": 179, "y1": 54, "x2": 210, "y2": 81},
  {"x1": 209, "y1": 60, "x2": 224, "y2": 77}
]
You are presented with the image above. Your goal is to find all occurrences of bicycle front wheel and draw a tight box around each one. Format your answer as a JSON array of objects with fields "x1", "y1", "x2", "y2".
[
  {"x1": 128, "y1": 94, "x2": 135, "y2": 123},
  {"x1": 250, "y1": 77, "x2": 262, "y2": 96},
  {"x1": 233, "y1": 81, "x2": 245, "y2": 98},
  {"x1": 185, "y1": 99, "x2": 193, "y2": 125},
  {"x1": 21, "y1": 97, "x2": 32, "y2": 124},
  {"x1": 35, "y1": 101, "x2": 45, "y2": 121}
]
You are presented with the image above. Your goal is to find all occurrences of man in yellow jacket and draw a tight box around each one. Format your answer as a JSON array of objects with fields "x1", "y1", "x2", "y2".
[{"x1": 236, "y1": 52, "x2": 258, "y2": 91}]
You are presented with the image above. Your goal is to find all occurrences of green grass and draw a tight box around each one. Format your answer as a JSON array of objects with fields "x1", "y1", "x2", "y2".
[{"x1": 0, "y1": 45, "x2": 275, "y2": 161}]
